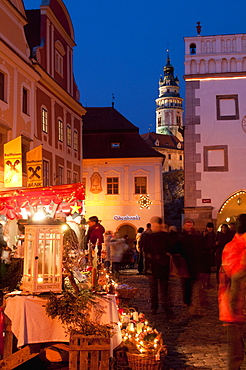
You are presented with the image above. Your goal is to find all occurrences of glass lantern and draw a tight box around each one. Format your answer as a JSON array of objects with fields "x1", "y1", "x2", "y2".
[{"x1": 22, "y1": 224, "x2": 64, "y2": 293}]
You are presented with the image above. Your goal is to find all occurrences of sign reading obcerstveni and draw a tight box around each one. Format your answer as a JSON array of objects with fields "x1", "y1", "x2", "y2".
[{"x1": 114, "y1": 215, "x2": 140, "y2": 221}]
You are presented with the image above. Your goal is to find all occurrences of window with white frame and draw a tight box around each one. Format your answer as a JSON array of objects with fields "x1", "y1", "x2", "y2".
[
  {"x1": 58, "y1": 119, "x2": 63, "y2": 142},
  {"x1": 42, "y1": 108, "x2": 48, "y2": 133},
  {"x1": 43, "y1": 160, "x2": 50, "y2": 186},
  {"x1": 107, "y1": 177, "x2": 119, "y2": 194},
  {"x1": 74, "y1": 130, "x2": 78, "y2": 151},
  {"x1": 135, "y1": 177, "x2": 147, "y2": 194}
]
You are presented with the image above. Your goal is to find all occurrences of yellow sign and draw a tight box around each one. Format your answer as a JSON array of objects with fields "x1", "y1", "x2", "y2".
[
  {"x1": 4, "y1": 136, "x2": 22, "y2": 188},
  {"x1": 26, "y1": 145, "x2": 43, "y2": 188}
]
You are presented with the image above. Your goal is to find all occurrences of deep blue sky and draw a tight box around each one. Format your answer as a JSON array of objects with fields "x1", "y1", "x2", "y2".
[{"x1": 23, "y1": 0, "x2": 246, "y2": 134}]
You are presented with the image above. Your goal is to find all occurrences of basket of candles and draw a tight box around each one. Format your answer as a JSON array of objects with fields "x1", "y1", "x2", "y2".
[
  {"x1": 127, "y1": 349, "x2": 167, "y2": 370},
  {"x1": 119, "y1": 310, "x2": 167, "y2": 370}
]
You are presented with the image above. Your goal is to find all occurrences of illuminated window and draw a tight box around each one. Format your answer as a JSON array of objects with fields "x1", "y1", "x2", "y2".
[
  {"x1": 67, "y1": 125, "x2": 71, "y2": 147},
  {"x1": 107, "y1": 177, "x2": 119, "y2": 194},
  {"x1": 135, "y1": 177, "x2": 147, "y2": 194},
  {"x1": 42, "y1": 108, "x2": 48, "y2": 133},
  {"x1": 74, "y1": 130, "x2": 78, "y2": 151},
  {"x1": 43, "y1": 160, "x2": 50, "y2": 186},
  {"x1": 58, "y1": 119, "x2": 63, "y2": 142}
]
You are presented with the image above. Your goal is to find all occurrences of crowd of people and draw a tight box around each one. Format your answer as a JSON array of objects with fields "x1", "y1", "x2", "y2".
[
  {"x1": 85, "y1": 215, "x2": 237, "y2": 317},
  {"x1": 86, "y1": 214, "x2": 246, "y2": 370}
]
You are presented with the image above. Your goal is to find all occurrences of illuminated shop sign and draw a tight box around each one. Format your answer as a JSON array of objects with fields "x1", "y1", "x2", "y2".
[{"x1": 114, "y1": 215, "x2": 140, "y2": 221}]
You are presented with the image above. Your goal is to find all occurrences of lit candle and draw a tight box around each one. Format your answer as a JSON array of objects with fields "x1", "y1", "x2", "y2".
[
  {"x1": 133, "y1": 312, "x2": 138, "y2": 321},
  {"x1": 127, "y1": 323, "x2": 134, "y2": 332},
  {"x1": 37, "y1": 276, "x2": 43, "y2": 283},
  {"x1": 136, "y1": 322, "x2": 143, "y2": 333}
]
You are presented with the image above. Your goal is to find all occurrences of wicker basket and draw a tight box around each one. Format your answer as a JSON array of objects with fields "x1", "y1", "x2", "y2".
[
  {"x1": 127, "y1": 347, "x2": 167, "y2": 370},
  {"x1": 116, "y1": 287, "x2": 138, "y2": 299}
]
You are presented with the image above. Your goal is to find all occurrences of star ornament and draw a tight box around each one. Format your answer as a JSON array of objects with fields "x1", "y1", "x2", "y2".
[
  {"x1": 70, "y1": 202, "x2": 81, "y2": 214},
  {"x1": 138, "y1": 195, "x2": 152, "y2": 209}
]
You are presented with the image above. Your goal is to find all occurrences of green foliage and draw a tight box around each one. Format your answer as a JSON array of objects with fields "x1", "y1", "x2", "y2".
[{"x1": 46, "y1": 290, "x2": 113, "y2": 337}]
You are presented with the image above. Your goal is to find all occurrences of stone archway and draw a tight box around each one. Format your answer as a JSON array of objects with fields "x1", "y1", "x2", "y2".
[
  {"x1": 117, "y1": 223, "x2": 137, "y2": 246},
  {"x1": 217, "y1": 190, "x2": 246, "y2": 228}
]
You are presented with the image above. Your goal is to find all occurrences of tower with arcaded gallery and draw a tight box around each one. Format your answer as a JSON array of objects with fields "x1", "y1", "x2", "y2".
[{"x1": 155, "y1": 51, "x2": 183, "y2": 141}]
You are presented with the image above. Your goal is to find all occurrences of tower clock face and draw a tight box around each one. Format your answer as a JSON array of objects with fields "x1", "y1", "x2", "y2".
[{"x1": 242, "y1": 116, "x2": 246, "y2": 132}]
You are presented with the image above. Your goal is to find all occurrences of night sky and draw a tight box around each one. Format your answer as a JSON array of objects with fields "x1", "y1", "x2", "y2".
[{"x1": 23, "y1": 0, "x2": 246, "y2": 134}]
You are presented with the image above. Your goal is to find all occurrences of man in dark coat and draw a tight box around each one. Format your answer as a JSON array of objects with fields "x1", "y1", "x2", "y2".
[
  {"x1": 86, "y1": 216, "x2": 105, "y2": 256},
  {"x1": 141, "y1": 216, "x2": 171, "y2": 315}
]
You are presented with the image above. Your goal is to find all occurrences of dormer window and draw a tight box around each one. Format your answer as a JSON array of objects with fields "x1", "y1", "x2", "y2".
[
  {"x1": 111, "y1": 142, "x2": 120, "y2": 148},
  {"x1": 155, "y1": 139, "x2": 160, "y2": 146}
]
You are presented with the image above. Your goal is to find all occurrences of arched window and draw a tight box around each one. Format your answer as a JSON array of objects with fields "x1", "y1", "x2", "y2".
[{"x1": 190, "y1": 43, "x2": 196, "y2": 55}]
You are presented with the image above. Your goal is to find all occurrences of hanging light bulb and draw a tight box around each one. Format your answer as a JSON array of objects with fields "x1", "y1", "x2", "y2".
[{"x1": 237, "y1": 197, "x2": 242, "y2": 206}]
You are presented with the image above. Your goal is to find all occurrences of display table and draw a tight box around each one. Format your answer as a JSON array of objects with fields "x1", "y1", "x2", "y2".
[{"x1": 4, "y1": 293, "x2": 121, "y2": 356}]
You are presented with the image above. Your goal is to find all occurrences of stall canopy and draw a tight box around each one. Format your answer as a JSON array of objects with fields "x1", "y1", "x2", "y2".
[{"x1": 0, "y1": 182, "x2": 85, "y2": 219}]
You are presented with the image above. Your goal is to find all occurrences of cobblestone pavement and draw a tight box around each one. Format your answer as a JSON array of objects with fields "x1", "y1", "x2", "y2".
[{"x1": 119, "y1": 268, "x2": 246, "y2": 370}]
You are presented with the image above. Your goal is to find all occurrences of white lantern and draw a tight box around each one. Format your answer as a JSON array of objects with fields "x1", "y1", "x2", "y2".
[{"x1": 22, "y1": 224, "x2": 64, "y2": 293}]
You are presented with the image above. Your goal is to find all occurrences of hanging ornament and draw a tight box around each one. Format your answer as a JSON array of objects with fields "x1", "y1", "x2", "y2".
[
  {"x1": 138, "y1": 195, "x2": 152, "y2": 209},
  {"x1": 70, "y1": 202, "x2": 81, "y2": 214}
]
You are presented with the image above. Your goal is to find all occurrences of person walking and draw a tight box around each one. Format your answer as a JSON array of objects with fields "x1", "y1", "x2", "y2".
[
  {"x1": 86, "y1": 216, "x2": 105, "y2": 257},
  {"x1": 215, "y1": 224, "x2": 233, "y2": 285},
  {"x1": 219, "y1": 214, "x2": 246, "y2": 370},
  {"x1": 109, "y1": 233, "x2": 128, "y2": 277},
  {"x1": 135, "y1": 227, "x2": 144, "y2": 274},
  {"x1": 141, "y1": 216, "x2": 171, "y2": 316},
  {"x1": 200, "y1": 222, "x2": 216, "y2": 289},
  {"x1": 140, "y1": 223, "x2": 152, "y2": 274},
  {"x1": 178, "y1": 219, "x2": 201, "y2": 311}
]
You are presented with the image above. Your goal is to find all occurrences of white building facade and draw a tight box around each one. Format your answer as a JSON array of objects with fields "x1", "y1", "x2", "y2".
[
  {"x1": 82, "y1": 107, "x2": 164, "y2": 242},
  {"x1": 184, "y1": 30, "x2": 246, "y2": 230}
]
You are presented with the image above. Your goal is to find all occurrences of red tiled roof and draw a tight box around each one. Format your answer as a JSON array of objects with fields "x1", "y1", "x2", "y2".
[
  {"x1": 83, "y1": 108, "x2": 164, "y2": 159},
  {"x1": 141, "y1": 132, "x2": 183, "y2": 150}
]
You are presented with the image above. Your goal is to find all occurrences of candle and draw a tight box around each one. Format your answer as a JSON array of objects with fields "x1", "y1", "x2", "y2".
[
  {"x1": 133, "y1": 312, "x2": 138, "y2": 321},
  {"x1": 91, "y1": 267, "x2": 97, "y2": 288},
  {"x1": 136, "y1": 322, "x2": 143, "y2": 333},
  {"x1": 127, "y1": 323, "x2": 134, "y2": 332}
]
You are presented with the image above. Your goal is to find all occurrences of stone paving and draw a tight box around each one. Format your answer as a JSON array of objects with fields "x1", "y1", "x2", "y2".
[{"x1": 119, "y1": 268, "x2": 246, "y2": 370}]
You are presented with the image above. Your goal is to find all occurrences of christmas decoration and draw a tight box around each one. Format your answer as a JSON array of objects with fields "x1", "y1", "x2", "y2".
[{"x1": 138, "y1": 194, "x2": 152, "y2": 209}]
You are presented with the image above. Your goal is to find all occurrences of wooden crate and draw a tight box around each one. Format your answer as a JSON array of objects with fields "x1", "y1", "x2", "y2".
[{"x1": 69, "y1": 334, "x2": 110, "y2": 370}]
